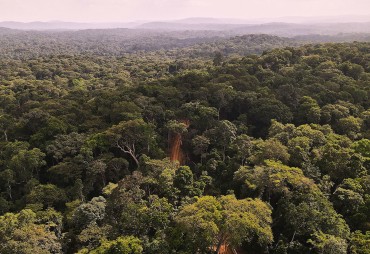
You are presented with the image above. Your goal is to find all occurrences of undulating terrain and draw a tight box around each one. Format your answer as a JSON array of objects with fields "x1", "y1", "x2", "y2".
[{"x1": 0, "y1": 24, "x2": 369, "y2": 253}]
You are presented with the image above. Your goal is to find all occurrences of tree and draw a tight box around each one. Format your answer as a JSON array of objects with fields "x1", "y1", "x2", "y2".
[
  {"x1": 308, "y1": 231, "x2": 348, "y2": 254},
  {"x1": 217, "y1": 195, "x2": 273, "y2": 251},
  {"x1": 249, "y1": 98, "x2": 293, "y2": 136},
  {"x1": 206, "y1": 120, "x2": 237, "y2": 161},
  {"x1": 9, "y1": 147, "x2": 46, "y2": 182},
  {"x1": 340, "y1": 62, "x2": 365, "y2": 80},
  {"x1": 71, "y1": 196, "x2": 107, "y2": 233},
  {"x1": 192, "y1": 135, "x2": 210, "y2": 164},
  {"x1": 106, "y1": 119, "x2": 156, "y2": 167},
  {"x1": 85, "y1": 160, "x2": 108, "y2": 194},
  {"x1": 174, "y1": 196, "x2": 222, "y2": 253},
  {"x1": 0, "y1": 112, "x2": 14, "y2": 142},
  {"x1": 106, "y1": 171, "x2": 173, "y2": 239},
  {"x1": 232, "y1": 134, "x2": 254, "y2": 166},
  {"x1": 287, "y1": 136, "x2": 311, "y2": 167},
  {"x1": 27, "y1": 184, "x2": 67, "y2": 208},
  {"x1": 77, "y1": 224, "x2": 111, "y2": 251},
  {"x1": 0, "y1": 169, "x2": 15, "y2": 200},
  {"x1": 46, "y1": 132, "x2": 87, "y2": 162},
  {"x1": 332, "y1": 178, "x2": 364, "y2": 218},
  {"x1": 250, "y1": 138, "x2": 290, "y2": 165},
  {"x1": 321, "y1": 104, "x2": 350, "y2": 125},
  {"x1": 174, "y1": 166, "x2": 194, "y2": 197},
  {"x1": 318, "y1": 142, "x2": 366, "y2": 183},
  {"x1": 352, "y1": 139, "x2": 370, "y2": 158},
  {"x1": 235, "y1": 160, "x2": 350, "y2": 244},
  {"x1": 0, "y1": 209, "x2": 62, "y2": 254},
  {"x1": 207, "y1": 83, "x2": 236, "y2": 119},
  {"x1": 213, "y1": 51, "x2": 223, "y2": 66},
  {"x1": 179, "y1": 102, "x2": 218, "y2": 131},
  {"x1": 166, "y1": 120, "x2": 188, "y2": 137},
  {"x1": 174, "y1": 195, "x2": 273, "y2": 253},
  {"x1": 88, "y1": 236, "x2": 143, "y2": 254},
  {"x1": 350, "y1": 231, "x2": 370, "y2": 254},
  {"x1": 352, "y1": 139, "x2": 370, "y2": 171},
  {"x1": 296, "y1": 96, "x2": 321, "y2": 124},
  {"x1": 336, "y1": 116, "x2": 363, "y2": 139}
]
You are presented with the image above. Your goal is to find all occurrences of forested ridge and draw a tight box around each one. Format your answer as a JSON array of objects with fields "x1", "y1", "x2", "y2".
[
  {"x1": 0, "y1": 29, "x2": 294, "y2": 59},
  {"x1": 0, "y1": 32, "x2": 369, "y2": 253}
]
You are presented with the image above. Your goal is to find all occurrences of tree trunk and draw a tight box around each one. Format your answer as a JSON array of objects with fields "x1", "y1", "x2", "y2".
[
  {"x1": 7, "y1": 183, "x2": 12, "y2": 200},
  {"x1": 215, "y1": 239, "x2": 223, "y2": 254},
  {"x1": 116, "y1": 141, "x2": 139, "y2": 167},
  {"x1": 215, "y1": 234, "x2": 226, "y2": 254},
  {"x1": 290, "y1": 230, "x2": 296, "y2": 243},
  {"x1": 131, "y1": 155, "x2": 139, "y2": 167},
  {"x1": 126, "y1": 149, "x2": 139, "y2": 167}
]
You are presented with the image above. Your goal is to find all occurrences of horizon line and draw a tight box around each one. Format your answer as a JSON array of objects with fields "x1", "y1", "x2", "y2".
[{"x1": 1, "y1": 14, "x2": 370, "y2": 24}]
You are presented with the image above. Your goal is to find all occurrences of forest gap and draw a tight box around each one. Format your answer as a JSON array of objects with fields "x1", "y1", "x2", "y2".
[{"x1": 169, "y1": 119, "x2": 190, "y2": 164}]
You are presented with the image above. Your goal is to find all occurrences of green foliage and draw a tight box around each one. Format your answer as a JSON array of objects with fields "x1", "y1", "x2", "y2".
[
  {"x1": 296, "y1": 96, "x2": 321, "y2": 124},
  {"x1": 27, "y1": 184, "x2": 67, "y2": 208},
  {"x1": 105, "y1": 119, "x2": 157, "y2": 166},
  {"x1": 71, "y1": 196, "x2": 107, "y2": 232},
  {"x1": 175, "y1": 195, "x2": 273, "y2": 252},
  {"x1": 350, "y1": 231, "x2": 370, "y2": 254},
  {"x1": 89, "y1": 236, "x2": 143, "y2": 254},
  {"x1": 308, "y1": 231, "x2": 348, "y2": 254},
  {"x1": 0, "y1": 34, "x2": 368, "y2": 253},
  {"x1": 0, "y1": 209, "x2": 62, "y2": 254}
]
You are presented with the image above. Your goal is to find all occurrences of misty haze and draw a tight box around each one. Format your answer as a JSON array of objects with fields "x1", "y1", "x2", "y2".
[{"x1": 0, "y1": 0, "x2": 369, "y2": 254}]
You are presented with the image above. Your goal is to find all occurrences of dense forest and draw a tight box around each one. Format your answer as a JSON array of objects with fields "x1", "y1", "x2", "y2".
[
  {"x1": 1, "y1": 28, "x2": 370, "y2": 60},
  {"x1": 0, "y1": 29, "x2": 369, "y2": 254}
]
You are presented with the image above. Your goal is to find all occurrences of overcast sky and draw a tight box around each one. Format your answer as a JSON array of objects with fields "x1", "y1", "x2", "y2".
[{"x1": 0, "y1": 0, "x2": 369, "y2": 22}]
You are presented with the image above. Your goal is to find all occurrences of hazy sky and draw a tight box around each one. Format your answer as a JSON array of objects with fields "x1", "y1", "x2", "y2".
[{"x1": 0, "y1": 0, "x2": 369, "y2": 22}]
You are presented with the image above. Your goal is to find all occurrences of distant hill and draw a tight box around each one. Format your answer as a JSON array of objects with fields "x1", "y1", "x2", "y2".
[
  {"x1": 138, "y1": 21, "x2": 370, "y2": 37},
  {"x1": 0, "y1": 30, "x2": 294, "y2": 59},
  {"x1": 136, "y1": 22, "x2": 244, "y2": 31},
  {"x1": 1, "y1": 18, "x2": 370, "y2": 37},
  {"x1": 167, "y1": 34, "x2": 296, "y2": 58},
  {"x1": 0, "y1": 21, "x2": 140, "y2": 30},
  {"x1": 232, "y1": 22, "x2": 370, "y2": 36},
  {"x1": 0, "y1": 27, "x2": 17, "y2": 33},
  {"x1": 165, "y1": 17, "x2": 251, "y2": 24},
  {"x1": 0, "y1": 26, "x2": 368, "y2": 59}
]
